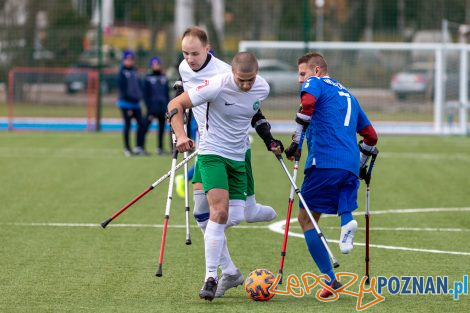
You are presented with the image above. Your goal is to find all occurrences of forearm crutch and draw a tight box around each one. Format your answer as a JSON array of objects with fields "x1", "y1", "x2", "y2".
[
  {"x1": 183, "y1": 109, "x2": 192, "y2": 245},
  {"x1": 100, "y1": 150, "x2": 197, "y2": 228},
  {"x1": 156, "y1": 130, "x2": 179, "y2": 277},
  {"x1": 274, "y1": 154, "x2": 340, "y2": 268},
  {"x1": 278, "y1": 131, "x2": 307, "y2": 284},
  {"x1": 364, "y1": 149, "x2": 379, "y2": 285}
]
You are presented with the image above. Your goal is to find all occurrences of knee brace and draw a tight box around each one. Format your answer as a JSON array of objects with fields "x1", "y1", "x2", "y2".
[{"x1": 193, "y1": 189, "x2": 209, "y2": 230}]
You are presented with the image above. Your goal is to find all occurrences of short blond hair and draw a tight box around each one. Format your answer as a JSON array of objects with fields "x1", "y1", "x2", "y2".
[{"x1": 182, "y1": 26, "x2": 209, "y2": 46}]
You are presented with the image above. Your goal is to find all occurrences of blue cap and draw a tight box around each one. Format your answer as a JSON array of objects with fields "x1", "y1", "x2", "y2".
[
  {"x1": 122, "y1": 49, "x2": 135, "y2": 60},
  {"x1": 149, "y1": 56, "x2": 161, "y2": 66}
]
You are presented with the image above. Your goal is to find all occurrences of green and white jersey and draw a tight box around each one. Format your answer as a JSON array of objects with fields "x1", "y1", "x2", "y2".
[
  {"x1": 178, "y1": 55, "x2": 231, "y2": 145},
  {"x1": 187, "y1": 72, "x2": 270, "y2": 161}
]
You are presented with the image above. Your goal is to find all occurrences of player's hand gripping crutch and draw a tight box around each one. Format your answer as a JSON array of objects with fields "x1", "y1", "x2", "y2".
[
  {"x1": 278, "y1": 130, "x2": 306, "y2": 284},
  {"x1": 274, "y1": 154, "x2": 340, "y2": 268},
  {"x1": 359, "y1": 143, "x2": 379, "y2": 285},
  {"x1": 99, "y1": 150, "x2": 197, "y2": 228},
  {"x1": 183, "y1": 110, "x2": 192, "y2": 245},
  {"x1": 156, "y1": 130, "x2": 182, "y2": 277}
]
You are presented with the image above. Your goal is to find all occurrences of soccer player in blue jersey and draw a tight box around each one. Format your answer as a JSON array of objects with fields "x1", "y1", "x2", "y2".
[{"x1": 285, "y1": 52, "x2": 378, "y2": 298}]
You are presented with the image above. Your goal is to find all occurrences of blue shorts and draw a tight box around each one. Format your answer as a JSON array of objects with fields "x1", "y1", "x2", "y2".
[{"x1": 299, "y1": 168, "x2": 359, "y2": 215}]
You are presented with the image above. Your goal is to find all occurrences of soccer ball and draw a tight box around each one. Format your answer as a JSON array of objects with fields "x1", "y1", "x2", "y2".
[{"x1": 244, "y1": 268, "x2": 276, "y2": 301}]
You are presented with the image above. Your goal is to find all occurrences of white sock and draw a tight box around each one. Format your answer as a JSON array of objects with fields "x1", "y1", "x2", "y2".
[
  {"x1": 219, "y1": 236, "x2": 238, "y2": 276},
  {"x1": 339, "y1": 220, "x2": 358, "y2": 254},
  {"x1": 198, "y1": 220, "x2": 208, "y2": 235},
  {"x1": 204, "y1": 220, "x2": 226, "y2": 280},
  {"x1": 217, "y1": 200, "x2": 244, "y2": 276},
  {"x1": 244, "y1": 195, "x2": 277, "y2": 223}
]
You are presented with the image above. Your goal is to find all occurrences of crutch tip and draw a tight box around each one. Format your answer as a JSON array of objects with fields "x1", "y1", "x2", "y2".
[
  {"x1": 100, "y1": 217, "x2": 112, "y2": 229},
  {"x1": 333, "y1": 262, "x2": 340, "y2": 268},
  {"x1": 365, "y1": 277, "x2": 370, "y2": 285},
  {"x1": 155, "y1": 264, "x2": 163, "y2": 277},
  {"x1": 185, "y1": 238, "x2": 192, "y2": 245}
]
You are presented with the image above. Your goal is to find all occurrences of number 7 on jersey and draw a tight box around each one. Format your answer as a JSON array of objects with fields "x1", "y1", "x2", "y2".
[{"x1": 338, "y1": 91, "x2": 351, "y2": 127}]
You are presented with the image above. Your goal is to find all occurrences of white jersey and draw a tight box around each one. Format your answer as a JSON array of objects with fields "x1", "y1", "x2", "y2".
[
  {"x1": 178, "y1": 55, "x2": 231, "y2": 145},
  {"x1": 188, "y1": 72, "x2": 270, "y2": 161}
]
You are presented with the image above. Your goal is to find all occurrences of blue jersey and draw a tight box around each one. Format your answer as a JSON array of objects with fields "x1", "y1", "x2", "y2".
[{"x1": 301, "y1": 76, "x2": 371, "y2": 176}]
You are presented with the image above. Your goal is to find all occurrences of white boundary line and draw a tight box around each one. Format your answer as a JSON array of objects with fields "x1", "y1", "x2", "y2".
[
  {"x1": 5, "y1": 222, "x2": 469, "y2": 233},
  {"x1": 2, "y1": 222, "x2": 269, "y2": 229},
  {"x1": 269, "y1": 207, "x2": 470, "y2": 257},
  {"x1": 291, "y1": 226, "x2": 470, "y2": 232},
  {"x1": 3, "y1": 207, "x2": 470, "y2": 256}
]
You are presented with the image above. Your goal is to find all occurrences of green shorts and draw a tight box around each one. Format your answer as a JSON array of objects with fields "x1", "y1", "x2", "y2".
[
  {"x1": 198, "y1": 154, "x2": 247, "y2": 200},
  {"x1": 245, "y1": 149, "x2": 255, "y2": 197},
  {"x1": 194, "y1": 149, "x2": 254, "y2": 195},
  {"x1": 192, "y1": 158, "x2": 203, "y2": 184}
]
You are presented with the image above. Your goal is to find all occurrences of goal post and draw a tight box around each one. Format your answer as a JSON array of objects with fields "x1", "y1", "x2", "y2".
[
  {"x1": 240, "y1": 40, "x2": 470, "y2": 135},
  {"x1": 7, "y1": 67, "x2": 99, "y2": 131}
]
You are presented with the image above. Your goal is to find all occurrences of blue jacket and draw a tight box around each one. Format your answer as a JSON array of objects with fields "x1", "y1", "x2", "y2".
[
  {"x1": 117, "y1": 65, "x2": 142, "y2": 105},
  {"x1": 143, "y1": 71, "x2": 169, "y2": 115}
]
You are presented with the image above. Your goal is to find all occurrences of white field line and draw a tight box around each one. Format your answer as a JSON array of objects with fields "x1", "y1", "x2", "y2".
[
  {"x1": 293, "y1": 226, "x2": 470, "y2": 232},
  {"x1": 378, "y1": 152, "x2": 470, "y2": 162},
  {"x1": 251, "y1": 149, "x2": 470, "y2": 162},
  {"x1": 268, "y1": 207, "x2": 470, "y2": 257},
  {"x1": 2, "y1": 222, "x2": 269, "y2": 229},
  {"x1": 4, "y1": 222, "x2": 469, "y2": 233},
  {"x1": 3, "y1": 207, "x2": 470, "y2": 256},
  {"x1": 351, "y1": 207, "x2": 470, "y2": 215}
]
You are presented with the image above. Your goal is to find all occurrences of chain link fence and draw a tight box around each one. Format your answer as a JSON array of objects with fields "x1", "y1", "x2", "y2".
[{"x1": 1, "y1": 0, "x2": 469, "y2": 132}]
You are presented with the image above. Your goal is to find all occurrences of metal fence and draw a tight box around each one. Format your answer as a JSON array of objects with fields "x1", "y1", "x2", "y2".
[{"x1": 1, "y1": 0, "x2": 470, "y2": 133}]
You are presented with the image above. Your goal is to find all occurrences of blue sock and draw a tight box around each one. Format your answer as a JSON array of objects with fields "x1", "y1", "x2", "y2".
[
  {"x1": 304, "y1": 229, "x2": 336, "y2": 283},
  {"x1": 187, "y1": 165, "x2": 195, "y2": 180},
  {"x1": 340, "y1": 212, "x2": 353, "y2": 226}
]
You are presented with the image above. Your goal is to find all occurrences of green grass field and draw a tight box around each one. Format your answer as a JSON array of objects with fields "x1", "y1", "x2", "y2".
[{"x1": 1, "y1": 132, "x2": 469, "y2": 312}]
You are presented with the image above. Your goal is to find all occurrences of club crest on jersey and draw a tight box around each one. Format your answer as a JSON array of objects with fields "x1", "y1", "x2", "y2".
[
  {"x1": 196, "y1": 80, "x2": 209, "y2": 91},
  {"x1": 253, "y1": 100, "x2": 260, "y2": 111}
]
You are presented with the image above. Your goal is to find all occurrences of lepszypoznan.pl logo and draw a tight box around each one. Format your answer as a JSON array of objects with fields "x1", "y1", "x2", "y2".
[{"x1": 270, "y1": 272, "x2": 468, "y2": 311}]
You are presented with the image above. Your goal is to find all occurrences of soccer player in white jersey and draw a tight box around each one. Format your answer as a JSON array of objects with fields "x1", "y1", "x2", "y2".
[
  {"x1": 168, "y1": 52, "x2": 283, "y2": 301},
  {"x1": 174, "y1": 27, "x2": 283, "y2": 298}
]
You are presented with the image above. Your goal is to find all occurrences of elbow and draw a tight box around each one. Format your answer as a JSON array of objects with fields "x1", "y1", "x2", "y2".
[
  {"x1": 167, "y1": 98, "x2": 180, "y2": 113},
  {"x1": 360, "y1": 125, "x2": 378, "y2": 146}
]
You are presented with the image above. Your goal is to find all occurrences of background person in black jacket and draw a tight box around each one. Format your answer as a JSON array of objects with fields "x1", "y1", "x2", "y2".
[
  {"x1": 116, "y1": 49, "x2": 147, "y2": 156},
  {"x1": 143, "y1": 56, "x2": 170, "y2": 155}
]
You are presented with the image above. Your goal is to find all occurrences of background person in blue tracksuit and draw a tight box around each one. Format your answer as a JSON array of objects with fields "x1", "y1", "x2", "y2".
[
  {"x1": 142, "y1": 56, "x2": 170, "y2": 155},
  {"x1": 116, "y1": 49, "x2": 146, "y2": 156}
]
